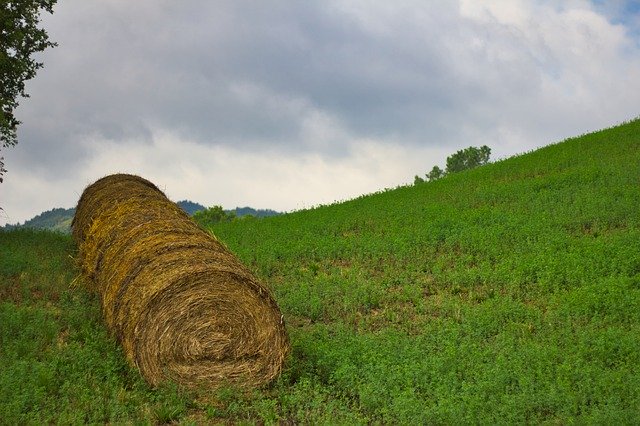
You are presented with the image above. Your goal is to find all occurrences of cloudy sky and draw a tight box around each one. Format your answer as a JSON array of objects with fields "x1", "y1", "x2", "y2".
[{"x1": 1, "y1": 0, "x2": 639, "y2": 225}]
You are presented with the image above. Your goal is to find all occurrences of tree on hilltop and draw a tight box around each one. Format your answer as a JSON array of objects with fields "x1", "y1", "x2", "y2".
[
  {"x1": 1, "y1": 0, "x2": 57, "y2": 183},
  {"x1": 427, "y1": 165, "x2": 444, "y2": 181},
  {"x1": 445, "y1": 145, "x2": 491, "y2": 174},
  {"x1": 414, "y1": 146, "x2": 491, "y2": 186}
]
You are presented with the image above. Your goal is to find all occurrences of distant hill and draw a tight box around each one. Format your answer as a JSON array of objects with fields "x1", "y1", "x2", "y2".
[
  {"x1": 2, "y1": 207, "x2": 76, "y2": 233},
  {"x1": 177, "y1": 200, "x2": 206, "y2": 215},
  {"x1": 179, "y1": 201, "x2": 280, "y2": 218},
  {"x1": 232, "y1": 206, "x2": 280, "y2": 218},
  {"x1": 2, "y1": 200, "x2": 280, "y2": 234}
]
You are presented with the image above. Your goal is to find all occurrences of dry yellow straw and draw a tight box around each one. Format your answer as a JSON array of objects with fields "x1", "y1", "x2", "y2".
[{"x1": 72, "y1": 174, "x2": 289, "y2": 389}]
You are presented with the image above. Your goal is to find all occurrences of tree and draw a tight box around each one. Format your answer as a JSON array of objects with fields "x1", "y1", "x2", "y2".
[
  {"x1": 427, "y1": 165, "x2": 444, "y2": 181},
  {"x1": 445, "y1": 145, "x2": 491, "y2": 175},
  {"x1": 192, "y1": 205, "x2": 236, "y2": 228},
  {"x1": 413, "y1": 175, "x2": 425, "y2": 185},
  {"x1": 1, "y1": 0, "x2": 57, "y2": 183}
]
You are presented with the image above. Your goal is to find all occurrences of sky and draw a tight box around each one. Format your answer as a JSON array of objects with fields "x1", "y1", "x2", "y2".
[{"x1": 1, "y1": 0, "x2": 639, "y2": 225}]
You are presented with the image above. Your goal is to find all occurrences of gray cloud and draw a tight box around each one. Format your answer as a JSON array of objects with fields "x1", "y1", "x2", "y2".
[
  {"x1": 17, "y1": 2, "x2": 493, "y2": 155},
  {"x1": 2, "y1": 0, "x2": 640, "y2": 224}
]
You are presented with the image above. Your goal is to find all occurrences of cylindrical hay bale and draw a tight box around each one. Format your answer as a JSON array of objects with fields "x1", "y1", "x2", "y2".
[{"x1": 72, "y1": 174, "x2": 289, "y2": 389}]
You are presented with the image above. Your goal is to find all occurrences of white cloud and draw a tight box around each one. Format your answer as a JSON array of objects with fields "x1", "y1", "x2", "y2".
[
  {"x1": 1, "y1": 126, "x2": 451, "y2": 226},
  {"x1": 79, "y1": 130, "x2": 448, "y2": 212}
]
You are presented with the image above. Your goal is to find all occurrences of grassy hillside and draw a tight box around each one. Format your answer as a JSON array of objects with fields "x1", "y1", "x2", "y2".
[
  {"x1": 1, "y1": 119, "x2": 639, "y2": 423},
  {"x1": 211, "y1": 120, "x2": 640, "y2": 423}
]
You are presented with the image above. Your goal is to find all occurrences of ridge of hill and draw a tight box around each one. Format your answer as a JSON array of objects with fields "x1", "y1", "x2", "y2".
[
  {"x1": 2, "y1": 207, "x2": 76, "y2": 233},
  {"x1": 1, "y1": 119, "x2": 639, "y2": 423},
  {"x1": 1, "y1": 201, "x2": 280, "y2": 233},
  {"x1": 176, "y1": 200, "x2": 206, "y2": 215}
]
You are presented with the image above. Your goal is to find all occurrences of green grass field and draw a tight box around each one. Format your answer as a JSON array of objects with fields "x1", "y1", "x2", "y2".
[{"x1": 2, "y1": 119, "x2": 639, "y2": 424}]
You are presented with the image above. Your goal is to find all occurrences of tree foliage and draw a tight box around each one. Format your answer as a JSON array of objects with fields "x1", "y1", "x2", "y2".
[
  {"x1": 192, "y1": 205, "x2": 236, "y2": 228},
  {"x1": 426, "y1": 165, "x2": 444, "y2": 182},
  {"x1": 1, "y1": 0, "x2": 57, "y2": 182},
  {"x1": 415, "y1": 146, "x2": 491, "y2": 186},
  {"x1": 445, "y1": 145, "x2": 491, "y2": 174}
]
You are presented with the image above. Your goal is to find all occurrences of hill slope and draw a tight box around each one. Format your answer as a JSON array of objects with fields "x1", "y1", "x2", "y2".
[
  {"x1": 1, "y1": 119, "x2": 639, "y2": 423},
  {"x1": 2, "y1": 207, "x2": 76, "y2": 233},
  {"x1": 211, "y1": 119, "x2": 640, "y2": 423}
]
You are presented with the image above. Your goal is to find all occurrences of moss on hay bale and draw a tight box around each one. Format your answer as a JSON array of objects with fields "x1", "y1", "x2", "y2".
[{"x1": 72, "y1": 174, "x2": 289, "y2": 389}]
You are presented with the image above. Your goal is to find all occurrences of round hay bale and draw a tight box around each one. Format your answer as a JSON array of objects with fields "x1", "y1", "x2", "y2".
[{"x1": 72, "y1": 174, "x2": 289, "y2": 389}]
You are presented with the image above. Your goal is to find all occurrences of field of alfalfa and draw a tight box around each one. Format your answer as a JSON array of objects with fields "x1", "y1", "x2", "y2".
[{"x1": 2, "y1": 119, "x2": 640, "y2": 424}]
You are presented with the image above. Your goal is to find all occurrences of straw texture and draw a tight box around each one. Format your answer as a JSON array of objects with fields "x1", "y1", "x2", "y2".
[{"x1": 72, "y1": 174, "x2": 289, "y2": 389}]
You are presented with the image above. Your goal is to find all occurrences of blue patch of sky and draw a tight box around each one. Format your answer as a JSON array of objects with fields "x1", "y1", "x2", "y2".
[{"x1": 589, "y1": 0, "x2": 640, "y2": 48}]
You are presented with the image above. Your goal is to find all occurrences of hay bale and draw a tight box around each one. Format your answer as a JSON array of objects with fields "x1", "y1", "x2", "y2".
[{"x1": 72, "y1": 174, "x2": 289, "y2": 389}]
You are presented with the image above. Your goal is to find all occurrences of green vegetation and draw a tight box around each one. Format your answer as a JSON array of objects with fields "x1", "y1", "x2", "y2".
[
  {"x1": 426, "y1": 164, "x2": 445, "y2": 182},
  {"x1": 445, "y1": 145, "x2": 491, "y2": 174},
  {"x1": 416, "y1": 144, "x2": 492, "y2": 185},
  {"x1": 2, "y1": 119, "x2": 640, "y2": 423},
  {"x1": 192, "y1": 205, "x2": 237, "y2": 228},
  {"x1": 191, "y1": 204, "x2": 280, "y2": 228}
]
